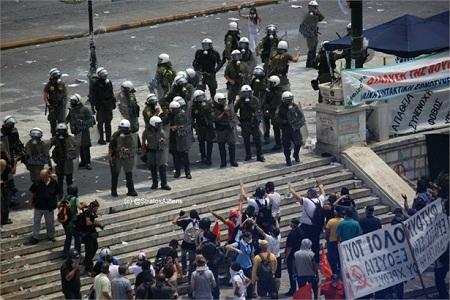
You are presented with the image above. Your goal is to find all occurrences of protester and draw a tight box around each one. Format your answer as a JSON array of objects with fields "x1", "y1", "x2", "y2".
[
  {"x1": 152, "y1": 273, "x2": 176, "y2": 299},
  {"x1": 325, "y1": 209, "x2": 343, "y2": 278},
  {"x1": 231, "y1": 262, "x2": 250, "y2": 300},
  {"x1": 336, "y1": 207, "x2": 362, "y2": 242},
  {"x1": 60, "y1": 249, "x2": 81, "y2": 300},
  {"x1": 134, "y1": 260, "x2": 155, "y2": 294},
  {"x1": 254, "y1": 223, "x2": 281, "y2": 292},
  {"x1": 359, "y1": 205, "x2": 382, "y2": 234},
  {"x1": 284, "y1": 218, "x2": 303, "y2": 296},
  {"x1": 265, "y1": 181, "x2": 281, "y2": 225},
  {"x1": 334, "y1": 187, "x2": 358, "y2": 220},
  {"x1": 294, "y1": 239, "x2": 319, "y2": 299},
  {"x1": 190, "y1": 255, "x2": 216, "y2": 299},
  {"x1": 251, "y1": 239, "x2": 277, "y2": 298},
  {"x1": 128, "y1": 251, "x2": 155, "y2": 277},
  {"x1": 238, "y1": 5, "x2": 261, "y2": 52},
  {"x1": 111, "y1": 265, "x2": 132, "y2": 300},
  {"x1": 208, "y1": 201, "x2": 242, "y2": 244},
  {"x1": 0, "y1": 158, "x2": 13, "y2": 225},
  {"x1": 155, "y1": 239, "x2": 181, "y2": 275},
  {"x1": 93, "y1": 264, "x2": 112, "y2": 300}
]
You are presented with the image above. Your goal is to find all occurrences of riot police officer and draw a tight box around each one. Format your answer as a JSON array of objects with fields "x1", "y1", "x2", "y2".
[
  {"x1": 152, "y1": 53, "x2": 176, "y2": 109},
  {"x1": 264, "y1": 75, "x2": 283, "y2": 149},
  {"x1": 238, "y1": 37, "x2": 256, "y2": 81},
  {"x1": 142, "y1": 93, "x2": 164, "y2": 128},
  {"x1": 299, "y1": 0, "x2": 325, "y2": 68},
  {"x1": 256, "y1": 24, "x2": 279, "y2": 70},
  {"x1": 234, "y1": 85, "x2": 265, "y2": 162},
  {"x1": 223, "y1": 21, "x2": 240, "y2": 64},
  {"x1": 44, "y1": 68, "x2": 67, "y2": 136},
  {"x1": 108, "y1": 120, "x2": 140, "y2": 197},
  {"x1": 192, "y1": 90, "x2": 215, "y2": 165},
  {"x1": 90, "y1": 67, "x2": 116, "y2": 145},
  {"x1": 213, "y1": 93, "x2": 238, "y2": 168},
  {"x1": 268, "y1": 41, "x2": 300, "y2": 91},
  {"x1": 168, "y1": 101, "x2": 192, "y2": 179},
  {"x1": 50, "y1": 123, "x2": 77, "y2": 197},
  {"x1": 192, "y1": 38, "x2": 223, "y2": 99},
  {"x1": 225, "y1": 50, "x2": 249, "y2": 104},
  {"x1": 66, "y1": 94, "x2": 95, "y2": 170},
  {"x1": 315, "y1": 41, "x2": 344, "y2": 103},
  {"x1": 165, "y1": 76, "x2": 194, "y2": 108},
  {"x1": 142, "y1": 116, "x2": 171, "y2": 190},
  {"x1": 1, "y1": 116, "x2": 24, "y2": 197},
  {"x1": 23, "y1": 128, "x2": 51, "y2": 183},
  {"x1": 117, "y1": 81, "x2": 140, "y2": 133},
  {"x1": 185, "y1": 68, "x2": 200, "y2": 89},
  {"x1": 275, "y1": 92, "x2": 305, "y2": 166}
]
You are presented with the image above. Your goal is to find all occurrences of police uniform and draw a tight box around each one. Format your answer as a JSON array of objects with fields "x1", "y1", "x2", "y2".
[
  {"x1": 1, "y1": 125, "x2": 24, "y2": 194},
  {"x1": 66, "y1": 103, "x2": 95, "y2": 167},
  {"x1": 90, "y1": 77, "x2": 116, "y2": 143},
  {"x1": 275, "y1": 102, "x2": 305, "y2": 165},
  {"x1": 155, "y1": 65, "x2": 176, "y2": 107},
  {"x1": 234, "y1": 96, "x2": 264, "y2": 160},
  {"x1": 23, "y1": 139, "x2": 51, "y2": 182},
  {"x1": 50, "y1": 135, "x2": 77, "y2": 196},
  {"x1": 225, "y1": 61, "x2": 249, "y2": 104},
  {"x1": 213, "y1": 102, "x2": 238, "y2": 167},
  {"x1": 264, "y1": 86, "x2": 283, "y2": 147},
  {"x1": 240, "y1": 48, "x2": 257, "y2": 82},
  {"x1": 256, "y1": 35, "x2": 279, "y2": 66},
  {"x1": 142, "y1": 126, "x2": 169, "y2": 188},
  {"x1": 169, "y1": 109, "x2": 192, "y2": 178},
  {"x1": 315, "y1": 50, "x2": 343, "y2": 103},
  {"x1": 117, "y1": 90, "x2": 140, "y2": 133},
  {"x1": 193, "y1": 49, "x2": 223, "y2": 99},
  {"x1": 44, "y1": 80, "x2": 67, "y2": 136},
  {"x1": 299, "y1": 10, "x2": 325, "y2": 68},
  {"x1": 142, "y1": 104, "x2": 164, "y2": 128},
  {"x1": 109, "y1": 131, "x2": 140, "y2": 196},
  {"x1": 268, "y1": 53, "x2": 295, "y2": 91},
  {"x1": 192, "y1": 101, "x2": 215, "y2": 164}
]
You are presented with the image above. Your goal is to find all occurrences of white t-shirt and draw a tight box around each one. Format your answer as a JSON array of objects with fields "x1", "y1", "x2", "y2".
[
  {"x1": 299, "y1": 195, "x2": 325, "y2": 226},
  {"x1": 247, "y1": 197, "x2": 270, "y2": 215},
  {"x1": 231, "y1": 271, "x2": 247, "y2": 300},
  {"x1": 266, "y1": 234, "x2": 281, "y2": 258},
  {"x1": 268, "y1": 192, "x2": 282, "y2": 218},
  {"x1": 94, "y1": 273, "x2": 111, "y2": 300},
  {"x1": 108, "y1": 264, "x2": 119, "y2": 280}
]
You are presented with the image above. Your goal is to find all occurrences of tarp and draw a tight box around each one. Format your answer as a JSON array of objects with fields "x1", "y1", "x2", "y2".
[
  {"x1": 324, "y1": 14, "x2": 449, "y2": 58},
  {"x1": 426, "y1": 10, "x2": 449, "y2": 25}
]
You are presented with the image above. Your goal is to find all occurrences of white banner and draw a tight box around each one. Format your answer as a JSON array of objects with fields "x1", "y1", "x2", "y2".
[
  {"x1": 403, "y1": 199, "x2": 449, "y2": 273},
  {"x1": 389, "y1": 87, "x2": 450, "y2": 134},
  {"x1": 339, "y1": 225, "x2": 416, "y2": 299},
  {"x1": 342, "y1": 51, "x2": 450, "y2": 106}
]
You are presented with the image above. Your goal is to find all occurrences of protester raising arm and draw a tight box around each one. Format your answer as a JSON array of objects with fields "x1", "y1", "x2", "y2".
[
  {"x1": 208, "y1": 207, "x2": 227, "y2": 225},
  {"x1": 288, "y1": 183, "x2": 303, "y2": 205}
]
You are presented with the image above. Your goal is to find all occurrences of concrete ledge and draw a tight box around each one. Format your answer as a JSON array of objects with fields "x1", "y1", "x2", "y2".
[
  {"x1": 341, "y1": 146, "x2": 415, "y2": 208},
  {"x1": 0, "y1": 0, "x2": 278, "y2": 50}
]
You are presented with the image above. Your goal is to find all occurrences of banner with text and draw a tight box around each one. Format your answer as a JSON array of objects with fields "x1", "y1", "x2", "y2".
[
  {"x1": 339, "y1": 225, "x2": 416, "y2": 299},
  {"x1": 389, "y1": 87, "x2": 450, "y2": 134},
  {"x1": 403, "y1": 199, "x2": 449, "y2": 273},
  {"x1": 342, "y1": 50, "x2": 450, "y2": 106}
]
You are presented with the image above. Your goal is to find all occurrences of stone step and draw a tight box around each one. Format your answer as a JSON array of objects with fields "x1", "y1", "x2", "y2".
[
  {"x1": 4, "y1": 206, "x2": 394, "y2": 300},
  {"x1": 1, "y1": 172, "x2": 358, "y2": 272},
  {"x1": 0, "y1": 156, "x2": 334, "y2": 237},
  {"x1": 1, "y1": 162, "x2": 343, "y2": 251}
]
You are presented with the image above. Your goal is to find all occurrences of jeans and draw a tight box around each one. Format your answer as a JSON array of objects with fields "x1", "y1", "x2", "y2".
[
  {"x1": 327, "y1": 241, "x2": 340, "y2": 275},
  {"x1": 297, "y1": 276, "x2": 318, "y2": 299},
  {"x1": 63, "y1": 226, "x2": 81, "y2": 255},
  {"x1": 286, "y1": 256, "x2": 297, "y2": 293},
  {"x1": 33, "y1": 209, "x2": 55, "y2": 240},
  {"x1": 181, "y1": 247, "x2": 196, "y2": 275},
  {"x1": 208, "y1": 262, "x2": 220, "y2": 299}
]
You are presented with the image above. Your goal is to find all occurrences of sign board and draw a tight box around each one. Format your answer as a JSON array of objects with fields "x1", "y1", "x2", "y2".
[{"x1": 342, "y1": 51, "x2": 450, "y2": 106}]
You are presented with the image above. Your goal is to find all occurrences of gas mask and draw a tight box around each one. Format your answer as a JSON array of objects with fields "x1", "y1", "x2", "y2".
[
  {"x1": 241, "y1": 91, "x2": 252, "y2": 103},
  {"x1": 241, "y1": 49, "x2": 246, "y2": 54},
  {"x1": 254, "y1": 78, "x2": 260, "y2": 83}
]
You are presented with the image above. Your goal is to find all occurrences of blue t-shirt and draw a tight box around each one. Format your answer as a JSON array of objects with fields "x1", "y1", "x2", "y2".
[
  {"x1": 336, "y1": 218, "x2": 362, "y2": 242},
  {"x1": 231, "y1": 241, "x2": 254, "y2": 269}
]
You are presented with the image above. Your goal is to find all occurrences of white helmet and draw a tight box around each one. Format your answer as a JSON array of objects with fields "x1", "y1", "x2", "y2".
[
  {"x1": 202, "y1": 38, "x2": 213, "y2": 50},
  {"x1": 169, "y1": 101, "x2": 181, "y2": 110},
  {"x1": 121, "y1": 80, "x2": 135, "y2": 91},
  {"x1": 177, "y1": 71, "x2": 187, "y2": 78},
  {"x1": 174, "y1": 75, "x2": 188, "y2": 86},
  {"x1": 231, "y1": 49, "x2": 242, "y2": 61},
  {"x1": 185, "y1": 68, "x2": 196, "y2": 80},
  {"x1": 268, "y1": 75, "x2": 281, "y2": 87},
  {"x1": 240, "y1": 85, "x2": 252, "y2": 93},
  {"x1": 308, "y1": 0, "x2": 318, "y2": 7},
  {"x1": 49, "y1": 67, "x2": 61, "y2": 79},
  {"x1": 266, "y1": 24, "x2": 277, "y2": 35},
  {"x1": 214, "y1": 93, "x2": 226, "y2": 104},
  {"x1": 96, "y1": 67, "x2": 108, "y2": 79},
  {"x1": 56, "y1": 123, "x2": 68, "y2": 131},
  {"x1": 228, "y1": 21, "x2": 238, "y2": 31},
  {"x1": 173, "y1": 96, "x2": 186, "y2": 107},
  {"x1": 69, "y1": 93, "x2": 82, "y2": 107},
  {"x1": 346, "y1": 23, "x2": 352, "y2": 30},
  {"x1": 253, "y1": 65, "x2": 265, "y2": 78},
  {"x1": 99, "y1": 247, "x2": 112, "y2": 259},
  {"x1": 29, "y1": 128, "x2": 43, "y2": 139},
  {"x1": 145, "y1": 93, "x2": 158, "y2": 105},
  {"x1": 3, "y1": 115, "x2": 17, "y2": 125},
  {"x1": 158, "y1": 53, "x2": 170, "y2": 64},
  {"x1": 119, "y1": 119, "x2": 131, "y2": 129},
  {"x1": 149, "y1": 116, "x2": 162, "y2": 127},
  {"x1": 277, "y1": 40, "x2": 288, "y2": 51},
  {"x1": 281, "y1": 91, "x2": 294, "y2": 103},
  {"x1": 193, "y1": 89, "x2": 206, "y2": 102},
  {"x1": 240, "y1": 84, "x2": 252, "y2": 99},
  {"x1": 321, "y1": 40, "x2": 329, "y2": 48},
  {"x1": 239, "y1": 37, "x2": 249, "y2": 47}
]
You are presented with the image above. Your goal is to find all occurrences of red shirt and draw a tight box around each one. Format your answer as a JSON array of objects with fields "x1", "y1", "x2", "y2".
[{"x1": 226, "y1": 220, "x2": 237, "y2": 242}]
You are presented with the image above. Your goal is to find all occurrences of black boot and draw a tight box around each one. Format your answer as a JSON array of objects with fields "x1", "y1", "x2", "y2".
[
  {"x1": 243, "y1": 135, "x2": 252, "y2": 161},
  {"x1": 229, "y1": 144, "x2": 238, "y2": 167},
  {"x1": 183, "y1": 152, "x2": 192, "y2": 179},
  {"x1": 284, "y1": 149, "x2": 292, "y2": 166},
  {"x1": 97, "y1": 124, "x2": 105, "y2": 144},
  {"x1": 293, "y1": 145, "x2": 301, "y2": 163},
  {"x1": 150, "y1": 166, "x2": 158, "y2": 189},
  {"x1": 219, "y1": 143, "x2": 227, "y2": 168},
  {"x1": 199, "y1": 141, "x2": 206, "y2": 163},
  {"x1": 111, "y1": 172, "x2": 119, "y2": 197},
  {"x1": 255, "y1": 132, "x2": 264, "y2": 162},
  {"x1": 206, "y1": 141, "x2": 213, "y2": 166},
  {"x1": 125, "y1": 172, "x2": 138, "y2": 196},
  {"x1": 173, "y1": 153, "x2": 181, "y2": 178},
  {"x1": 274, "y1": 126, "x2": 282, "y2": 149},
  {"x1": 159, "y1": 165, "x2": 171, "y2": 190}
]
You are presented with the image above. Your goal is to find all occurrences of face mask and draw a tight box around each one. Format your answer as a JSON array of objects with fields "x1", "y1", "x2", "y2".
[
  {"x1": 255, "y1": 78, "x2": 260, "y2": 83},
  {"x1": 203, "y1": 50, "x2": 208, "y2": 55},
  {"x1": 236, "y1": 60, "x2": 241, "y2": 65},
  {"x1": 182, "y1": 87, "x2": 187, "y2": 92},
  {"x1": 32, "y1": 139, "x2": 38, "y2": 144},
  {"x1": 244, "y1": 97, "x2": 250, "y2": 103},
  {"x1": 241, "y1": 49, "x2": 246, "y2": 54}
]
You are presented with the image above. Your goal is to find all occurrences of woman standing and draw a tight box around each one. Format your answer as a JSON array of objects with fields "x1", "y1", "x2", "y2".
[{"x1": 238, "y1": 5, "x2": 261, "y2": 52}]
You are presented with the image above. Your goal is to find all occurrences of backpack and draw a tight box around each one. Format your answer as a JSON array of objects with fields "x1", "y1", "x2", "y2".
[
  {"x1": 57, "y1": 200, "x2": 71, "y2": 226},
  {"x1": 256, "y1": 253, "x2": 273, "y2": 282},
  {"x1": 306, "y1": 198, "x2": 325, "y2": 229},
  {"x1": 256, "y1": 199, "x2": 273, "y2": 228},
  {"x1": 183, "y1": 219, "x2": 200, "y2": 244}
]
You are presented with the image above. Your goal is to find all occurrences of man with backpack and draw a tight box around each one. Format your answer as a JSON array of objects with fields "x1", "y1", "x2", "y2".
[
  {"x1": 289, "y1": 182, "x2": 326, "y2": 263},
  {"x1": 172, "y1": 209, "x2": 200, "y2": 276},
  {"x1": 251, "y1": 239, "x2": 278, "y2": 298},
  {"x1": 57, "y1": 185, "x2": 87, "y2": 258},
  {"x1": 241, "y1": 181, "x2": 274, "y2": 235}
]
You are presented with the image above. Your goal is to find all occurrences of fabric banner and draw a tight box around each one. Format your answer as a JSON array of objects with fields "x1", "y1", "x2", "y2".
[
  {"x1": 403, "y1": 199, "x2": 449, "y2": 273},
  {"x1": 389, "y1": 87, "x2": 450, "y2": 134},
  {"x1": 339, "y1": 225, "x2": 416, "y2": 299},
  {"x1": 342, "y1": 51, "x2": 450, "y2": 106}
]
